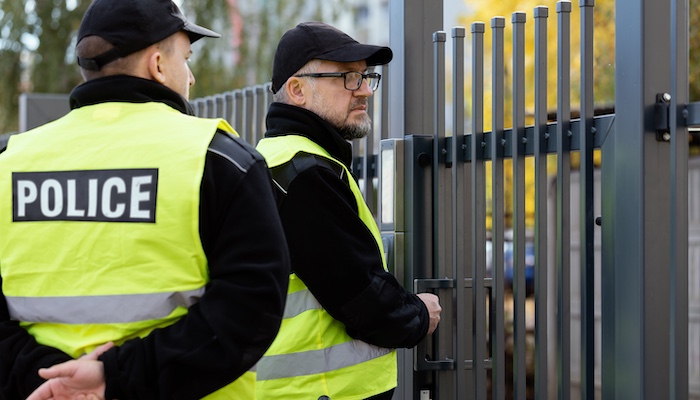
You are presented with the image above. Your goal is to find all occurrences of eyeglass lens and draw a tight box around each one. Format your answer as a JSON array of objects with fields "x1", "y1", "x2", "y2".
[{"x1": 345, "y1": 72, "x2": 380, "y2": 91}]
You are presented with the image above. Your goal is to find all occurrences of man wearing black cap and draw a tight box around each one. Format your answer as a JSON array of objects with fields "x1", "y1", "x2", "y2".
[
  {"x1": 0, "y1": 1, "x2": 289, "y2": 399},
  {"x1": 255, "y1": 22, "x2": 443, "y2": 400}
]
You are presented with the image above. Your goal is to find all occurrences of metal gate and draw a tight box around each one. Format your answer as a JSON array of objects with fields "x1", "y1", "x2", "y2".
[{"x1": 377, "y1": 0, "x2": 694, "y2": 399}]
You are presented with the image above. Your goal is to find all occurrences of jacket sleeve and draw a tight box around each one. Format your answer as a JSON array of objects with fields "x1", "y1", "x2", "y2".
[
  {"x1": 99, "y1": 133, "x2": 290, "y2": 399},
  {"x1": 0, "y1": 276, "x2": 74, "y2": 399},
  {"x1": 278, "y1": 165, "x2": 429, "y2": 349}
]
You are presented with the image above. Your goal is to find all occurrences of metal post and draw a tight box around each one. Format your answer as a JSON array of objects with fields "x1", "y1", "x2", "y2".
[
  {"x1": 669, "y1": 0, "x2": 689, "y2": 398},
  {"x1": 388, "y1": 0, "x2": 443, "y2": 138},
  {"x1": 604, "y1": 0, "x2": 679, "y2": 398},
  {"x1": 388, "y1": 1, "x2": 444, "y2": 399}
]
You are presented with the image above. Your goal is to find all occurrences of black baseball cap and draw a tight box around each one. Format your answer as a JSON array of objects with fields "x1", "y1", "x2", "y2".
[
  {"x1": 270, "y1": 22, "x2": 393, "y2": 94},
  {"x1": 77, "y1": 0, "x2": 220, "y2": 71}
]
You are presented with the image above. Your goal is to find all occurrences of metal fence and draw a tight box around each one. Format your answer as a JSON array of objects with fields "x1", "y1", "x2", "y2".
[
  {"x1": 5, "y1": 0, "x2": 696, "y2": 397},
  {"x1": 190, "y1": 0, "x2": 697, "y2": 399}
]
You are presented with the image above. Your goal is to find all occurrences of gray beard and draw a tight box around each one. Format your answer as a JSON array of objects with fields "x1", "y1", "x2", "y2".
[{"x1": 339, "y1": 119, "x2": 372, "y2": 140}]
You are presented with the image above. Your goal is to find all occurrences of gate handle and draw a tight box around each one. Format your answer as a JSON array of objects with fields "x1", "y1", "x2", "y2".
[{"x1": 414, "y1": 278, "x2": 456, "y2": 371}]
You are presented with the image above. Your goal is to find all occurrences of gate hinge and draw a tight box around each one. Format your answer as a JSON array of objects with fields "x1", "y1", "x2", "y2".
[{"x1": 655, "y1": 93, "x2": 671, "y2": 142}]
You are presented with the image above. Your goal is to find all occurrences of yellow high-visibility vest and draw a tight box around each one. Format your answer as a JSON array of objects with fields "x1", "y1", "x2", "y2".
[
  {"x1": 256, "y1": 135, "x2": 397, "y2": 400},
  {"x1": 0, "y1": 101, "x2": 253, "y2": 399}
]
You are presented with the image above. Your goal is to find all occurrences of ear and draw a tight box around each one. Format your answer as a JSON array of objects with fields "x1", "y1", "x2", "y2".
[
  {"x1": 146, "y1": 50, "x2": 166, "y2": 84},
  {"x1": 285, "y1": 77, "x2": 307, "y2": 106}
]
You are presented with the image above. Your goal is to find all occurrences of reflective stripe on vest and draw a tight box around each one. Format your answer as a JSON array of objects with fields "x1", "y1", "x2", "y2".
[
  {"x1": 6, "y1": 288, "x2": 204, "y2": 323},
  {"x1": 256, "y1": 340, "x2": 393, "y2": 381},
  {"x1": 256, "y1": 135, "x2": 397, "y2": 399},
  {"x1": 284, "y1": 287, "x2": 322, "y2": 319}
]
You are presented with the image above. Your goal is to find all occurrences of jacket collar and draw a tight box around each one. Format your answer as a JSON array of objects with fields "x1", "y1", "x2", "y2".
[
  {"x1": 69, "y1": 75, "x2": 195, "y2": 115},
  {"x1": 264, "y1": 102, "x2": 353, "y2": 168}
]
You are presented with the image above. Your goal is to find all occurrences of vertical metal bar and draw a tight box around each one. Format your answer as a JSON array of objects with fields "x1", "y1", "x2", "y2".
[
  {"x1": 364, "y1": 137, "x2": 376, "y2": 215},
  {"x1": 669, "y1": 0, "x2": 689, "y2": 398},
  {"x1": 215, "y1": 95, "x2": 224, "y2": 119},
  {"x1": 198, "y1": 98, "x2": 208, "y2": 119},
  {"x1": 233, "y1": 90, "x2": 244, "y2": 136},
  {"x1": 490, "y1": 16, "x2": 506, "y2": 400},
  {"x1": 433, "y1": 31, "x2": 447, "y2": 275},
  {"x1": 254, "y1": 85, "x2": 266, "y2": 144},
  {"x1": 243, "y1": 87, "x2": 255, "y2": 144},
  {"x1": 471, "y1": 21, "x2": 488, "y2": 400},
  {"x1": 381, "y1": 66, "x2": 390, "y2": 140},
  {"x1": 223, "y1": 92, "x2": 234, "y2": 125},
  {"x1": 533, "y1": 6, "x2": 549, "y2": 400},
  {"x1": 432, "y1": 31, "x2": 456, "y2": 399},
  {"x1": 578, "y1": 1, "x2": 595, "y2": 398},
  {"x1": 191, "y1": 99, "x2": 202, "y2": 118},
  {"x1": 206, "y1": 96, "x2": 216, "y2": 119},
  {"x1": 451, "y1": 26, "x2": 469, "y2": 400},
  {"x1": 363, "y1": 92, "x2": 375, "y2": 212},
  {"x1": 264, "y1": 83, "x2": 273, "y2": 108},
  {"x1": 511, "y1": 11, "x2": 527, "y2": 400},
  {"x1": 555, "y1": 3, "x2": 572, "y2": 399}
]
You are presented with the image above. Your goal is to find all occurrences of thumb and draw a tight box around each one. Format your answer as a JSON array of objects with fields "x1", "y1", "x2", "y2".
[{"x1": 38, "y1": 360, "x2": 78, "y2": 380}]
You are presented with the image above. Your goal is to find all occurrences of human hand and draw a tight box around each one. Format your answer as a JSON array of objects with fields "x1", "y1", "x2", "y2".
[
  {"x1": 26, "y1": 342, "x2": 114, "y2": 400},
  {"x1": 417, "y1": 293, "x2": 442, "y2": 335}
]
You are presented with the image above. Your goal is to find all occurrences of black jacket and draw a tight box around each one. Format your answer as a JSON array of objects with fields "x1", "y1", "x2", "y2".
[
  {"x1": 264, "y1": 102, "x2": 429, "y2": 349},
  {"x1": 0, "y1": 76, "x2": 290, "y2": 400}
]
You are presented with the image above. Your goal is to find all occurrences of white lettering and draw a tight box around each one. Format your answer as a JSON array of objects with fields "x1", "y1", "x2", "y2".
[
  {"x1": 102, "y1": 177, "x2": 126, "y2": 218},
  {"x1": 16, "y1": 180, "x2": 37, "y2": 217},
  {"x1": 130, "y1": 175, "x2": 152, "y2": 219},
  {"x1": 87, "y1": 179, "x2": 98, "y2": 217},
  {"x1": 14, "y1": 169, "x2": 157, "y2": 222},
  {"x1": 40, "y1": 179, "x2": 63, "y2": 217},
  {"x1": 66, "y1": 179, "x2": 85, "y2": 217}
]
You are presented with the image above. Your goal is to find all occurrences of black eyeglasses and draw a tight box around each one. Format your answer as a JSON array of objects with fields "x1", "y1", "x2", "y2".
[{"x1": 294, "y1": 71, "x2": 382, "y2": 92}]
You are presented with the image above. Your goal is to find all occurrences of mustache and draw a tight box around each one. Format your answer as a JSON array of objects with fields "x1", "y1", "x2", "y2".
[{"x1": 350, "y1": 99, "x2": 368, "y2": 110}]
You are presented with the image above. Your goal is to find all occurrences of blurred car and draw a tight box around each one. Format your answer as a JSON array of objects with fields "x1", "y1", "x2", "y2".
[{"x1": 485, "y1": 232, "x2": 535, "y2": 296}]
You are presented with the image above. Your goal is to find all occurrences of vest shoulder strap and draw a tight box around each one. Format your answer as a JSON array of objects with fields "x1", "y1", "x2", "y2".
[{"x1": 270, "y1": 152, "x2": 345, "y2": 194}]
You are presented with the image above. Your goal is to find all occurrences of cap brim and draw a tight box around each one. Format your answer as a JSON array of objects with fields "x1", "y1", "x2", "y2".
[
  {"x1": 316, "y1": 43, "x2": 393, "y2": 66},
  {"x1": 183, "y1": 21, "x2": 221, "y2": 43}
]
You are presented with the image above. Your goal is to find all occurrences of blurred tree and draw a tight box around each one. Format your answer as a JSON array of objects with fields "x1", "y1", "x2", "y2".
[
  {"x1": 691, "y1": 0, "x2": 700, "y2": 101},
  {"x1": 0, "y1": 1, "x2": 31, "y2": 134},
  {"x1": 30, "y1": 1, "x2": 89, "y2": 93}
]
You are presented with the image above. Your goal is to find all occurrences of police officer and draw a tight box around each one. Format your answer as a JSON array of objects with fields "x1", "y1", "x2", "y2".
[
  {"x1": 255, "y1": 22, "x2": 442, "y2": 400},
  {"x1": 0, "y1": 1, "x2": 289, "y2": 399}
]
